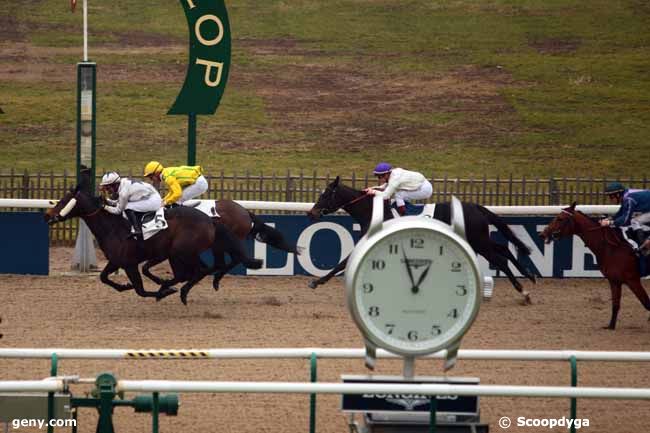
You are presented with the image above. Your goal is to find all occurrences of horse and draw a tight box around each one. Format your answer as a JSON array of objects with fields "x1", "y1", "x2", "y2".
[
  {"x1": 44, "y1": 172, "x2": 263, "y2": 305},
  {"x1": 307, "y1": 176, "x2": 537, "y2": 303},
  {"x1": 540, "y1": 202, "x2": 650, "y2": 329},
  {"x1": 206, "y1": 199, "x2": 300, "y2": 290}
]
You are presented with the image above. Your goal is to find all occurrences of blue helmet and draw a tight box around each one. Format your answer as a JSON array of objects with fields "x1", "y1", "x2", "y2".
[
  {"x1": 604, "y1": 182, "x2": 626, "y2": 195},
  {"x1": 373, "y1": 162, "x2": 392, "y2": 176}
]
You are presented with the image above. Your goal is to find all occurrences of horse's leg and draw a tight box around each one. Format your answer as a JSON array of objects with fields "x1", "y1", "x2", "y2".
[
  {"x1": 605, "y1": 280, "x2": 623, "y2": 330},
  {"x1": 309, "y1": 256, "x2": 349, "y2": 289},
  {"x1": 624, "y1": 278, "x2": 650, "y2": 319},
  {"x1": 477, "y1": 247, "x2": 531, "y2": 304},
  {"x1": 492, "y1": 242, "x2": 537, "y2": 284},
  {"x1": 99, "y1": 261, "x2": 133, "y2": 292},
  {"x1": 123, "y1": 265, "x2": 173, "y2": 299},
  {"x1": 142, "y1": 257, "x2": 173, "y2": 286},
  {"x1": 211, "y1": 251, "x2": 228, "y2": 291},
  {"x1": 180, "y1": 267, "x2": 214, "y2": 305},
  {"x1": 216, "y1": 222, "x2": 263, "y2": 270}
]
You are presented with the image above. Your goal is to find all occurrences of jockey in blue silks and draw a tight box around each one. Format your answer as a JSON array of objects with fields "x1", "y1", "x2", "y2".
[
  {"x1": 600, "y1": 181, "x2": 650, "y2": 255},
  {"x1": 364, "y1": 162, "x2": 433, "y2": 216}
]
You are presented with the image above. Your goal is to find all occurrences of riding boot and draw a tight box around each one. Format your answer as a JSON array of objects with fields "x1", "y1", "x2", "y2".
[
  {"x1": 125, "y1": 209, "x2": 144, "y2": 246},
  {"x1": 630, "y1": 229, "x2": 648, "y2": 256}
]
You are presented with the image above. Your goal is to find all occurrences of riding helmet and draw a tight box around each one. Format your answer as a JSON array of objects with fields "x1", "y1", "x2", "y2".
[
  {"x1": 373, "y1": 162, "x2": 392, "y2": 176},
  {"x1": 604, "y1": 181, "x2": 626, "y2": 195},
  {"x1": 100, "y1": 172, "x2": 121, "y2": 186},
  {"x1": 144, "y1": 161, "x2": 164, "y2": 177}
]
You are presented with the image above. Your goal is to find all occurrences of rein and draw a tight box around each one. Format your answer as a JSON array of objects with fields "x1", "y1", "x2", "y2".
[
  {"x1": 82, "y1": 207, "x2": 103, "y2": 218},
  {"x1": 321, "y1": 191, "x2": 370, "y2": 214}
]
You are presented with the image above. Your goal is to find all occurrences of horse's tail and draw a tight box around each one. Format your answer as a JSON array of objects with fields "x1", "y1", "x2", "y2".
[
  {"x1": 476, "y1": 205, "x2": 531, "y2": 256},
  {"x1": 249, "y1": 212, "x2": 301, "y2": 255}
]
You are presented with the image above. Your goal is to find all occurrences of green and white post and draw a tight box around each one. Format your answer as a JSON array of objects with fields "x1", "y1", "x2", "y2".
[{"x1": 72, "y1": 0, "x2": 97, "y2": 272}]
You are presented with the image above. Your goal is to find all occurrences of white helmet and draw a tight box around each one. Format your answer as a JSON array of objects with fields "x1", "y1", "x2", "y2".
[{"x1": 100, "y1": 172, "x2": 121, "y2": 186}]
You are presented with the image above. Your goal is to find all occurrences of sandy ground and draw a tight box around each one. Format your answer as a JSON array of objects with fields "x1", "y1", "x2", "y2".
[{"x1": 1, "y1": 247, "x2": 650, "y2": 433}]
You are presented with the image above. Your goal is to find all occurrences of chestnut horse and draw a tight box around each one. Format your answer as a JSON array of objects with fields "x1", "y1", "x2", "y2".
[
  {"x1": 307, "y1": 176, "x2": 537, "y2": 303},
  {"x1": 540, "y1": 202, "x2": 650, "y2": 329}
]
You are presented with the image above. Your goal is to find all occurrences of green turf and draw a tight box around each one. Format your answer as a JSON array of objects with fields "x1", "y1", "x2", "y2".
[{"x1": 1, "y1": 0, "x2": 648, "y2": 178}]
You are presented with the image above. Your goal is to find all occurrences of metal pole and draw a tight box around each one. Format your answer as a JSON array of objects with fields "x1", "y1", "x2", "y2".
[
  {"x1": 429, "y1": 396, "x2": 437, "y2": 433},
  {"x1": 188, "y1": 113, "x2": 197, "y2": 165},
  {"x1": 152, "y1": 392, "x2": 160, "y2": 433},
  {"x1": 570, "y1": 356, "x2": 578, "y2": 433},
  {"x1": 309, "y1": 353, "x2": 317, "y2": 433},
  {"x1": 83, "y1": 0, "x2": 88, "y2": 61}
]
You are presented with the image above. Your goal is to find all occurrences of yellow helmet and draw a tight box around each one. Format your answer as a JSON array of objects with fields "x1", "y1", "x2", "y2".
[{"x1": 144, "y1": 161, "x2": 164, "y2": 177}]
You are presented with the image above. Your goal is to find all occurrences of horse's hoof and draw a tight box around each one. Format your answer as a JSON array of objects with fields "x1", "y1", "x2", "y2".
[
  {"x1": 180, "y1": 290, "x2": 188, "y2": 306},
  {"x1": 245, "y1": 259, "x2": 263, "y2": 269},
  {"x1": 602, "y1": 325, "x2": 615, "y2": 330},
  {"x1": 308, "y1": 281, "x2": 318, "y2": 289},
  {"x1": 524, "y1": 294, "x2": 532, "y2": 305},
  {"x1": 156, "y1": 287, "x2": 177, "y2": 301},
  {"x1": 212, "y1": 281, "x2": 220, "y2": 291}
]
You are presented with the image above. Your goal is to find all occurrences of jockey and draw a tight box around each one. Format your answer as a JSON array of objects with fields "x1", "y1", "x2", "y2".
[
  {"x1": 600, "y1": 181, "x2": 650, "y2": 254},
  {"x1": 99, "y1": 171, "x2": 163, "y2": 242},
  {"x1": 364, "y1": 162, "x2": 433, "y2": 216},
  {"x1": 143, "y1": 161, "x2": 208, "y2": 207}
]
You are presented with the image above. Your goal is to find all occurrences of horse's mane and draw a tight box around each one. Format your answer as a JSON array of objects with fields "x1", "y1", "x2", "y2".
[{"x1": 575, "y1": 210, "x2": 600, "y2": 225}]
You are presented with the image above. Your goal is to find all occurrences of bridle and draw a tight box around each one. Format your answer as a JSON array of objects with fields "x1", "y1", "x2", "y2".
[
  {"x1": 555, "y1": 209, "x2": 621, "y2": 247},
  {"x1": 316, "y1": 186, "x2": 370, "y2": 215}
]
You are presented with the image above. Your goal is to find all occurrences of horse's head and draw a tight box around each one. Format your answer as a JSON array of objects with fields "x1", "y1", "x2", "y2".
[
  {"x1": 540, "y1": 202, "x2": 578, "y2": 243},
  {"x1": 308, "y1": 176, "x2": 346, "y2": 221},
  {"x1": 44, "y1": 170, "x2": 102, "y2": 225}
]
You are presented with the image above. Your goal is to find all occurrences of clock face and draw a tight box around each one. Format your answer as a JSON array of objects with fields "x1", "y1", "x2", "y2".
[{"x1": 348, "y1": 221, "x2": 481, "y2": 356}]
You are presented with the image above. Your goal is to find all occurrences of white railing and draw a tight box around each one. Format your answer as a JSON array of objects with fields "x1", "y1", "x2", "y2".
[
  {"x1": 1, "y1": 347, "x2": 649, "y2": 362},
  {"x1": 0, "y1": 198, "x2": 617, "y2": 215},
  {"x1": 1, "y1": 379, "x2": 649, "y2": 400}
]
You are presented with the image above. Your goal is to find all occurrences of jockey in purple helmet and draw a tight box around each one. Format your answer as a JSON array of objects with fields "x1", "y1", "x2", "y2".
[{"x1": 364, "y1": 162, "x2": 433, "y2": 215}]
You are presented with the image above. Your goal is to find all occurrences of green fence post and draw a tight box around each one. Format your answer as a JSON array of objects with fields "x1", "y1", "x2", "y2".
[
  {"x1": 310, "y1": 352, "x2": 317, "y2": 433},
  {"x1": 152, "y1": 392, "x2": 160, "y2": 433},
  {"x1": 429, "y1": 396, "x2": 437, "y2": 433},
  {"x1": 570, "y1": 355, "x2": 578, "y2": 433},
  {"x1": 47, "y1": 353, "x2": 58, "y2": 433}
]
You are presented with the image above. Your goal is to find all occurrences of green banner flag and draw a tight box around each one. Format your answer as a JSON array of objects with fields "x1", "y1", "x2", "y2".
[{"x1": 168, "y1": 0, "x2": 231, "y2": 115}]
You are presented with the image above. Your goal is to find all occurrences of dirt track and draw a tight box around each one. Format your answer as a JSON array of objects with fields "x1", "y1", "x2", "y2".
[{"x1": 1, "y1": 247, "x2": 650, "y2": 433}]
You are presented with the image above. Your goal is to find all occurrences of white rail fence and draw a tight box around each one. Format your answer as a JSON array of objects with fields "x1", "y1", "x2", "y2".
[
  {"x1": 0, "y1": 198, "x2": 618, "y2": 215},
  {"x1": 1, "y1": 348, "x2": 649, "y2": 400}
]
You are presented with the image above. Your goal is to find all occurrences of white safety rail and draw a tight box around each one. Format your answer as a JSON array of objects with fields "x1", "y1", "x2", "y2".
[
  {"x1": 0, "y1": 198, "x2": 618, "y2": 215},
  {"x1": 1, "y1": 348, "x2": 650, "y2": 362},
  {"x1": 1, "y1": 379, "x2": 649, "y2": 400},
  {"x1": 117, "y1": 381, "x2": 650, "y2": 399}
]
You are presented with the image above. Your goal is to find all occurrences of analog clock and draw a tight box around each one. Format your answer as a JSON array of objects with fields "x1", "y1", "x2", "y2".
[{"x1": 345, "y1": 196, "x2": 485, "y2": 373}]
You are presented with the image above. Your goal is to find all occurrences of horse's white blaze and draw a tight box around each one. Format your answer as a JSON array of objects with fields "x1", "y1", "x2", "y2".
[{"x1": 59, "y1": 198, "x2": 77, "y2": 217}]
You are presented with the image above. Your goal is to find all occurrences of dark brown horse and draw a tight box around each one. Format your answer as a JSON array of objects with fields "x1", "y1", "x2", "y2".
[
  {"x1": 207, "y1": 200, "x2": 300, "y2": 290},
  {"x1": 540, "y1": 202, "x2": 650, "y2": 329},
  {"x1": 307, "y1": 177, "x2": 537, "y2": 302},
  {"x1": 44, "y1": 173, "x2": 262, "y2": 304}
]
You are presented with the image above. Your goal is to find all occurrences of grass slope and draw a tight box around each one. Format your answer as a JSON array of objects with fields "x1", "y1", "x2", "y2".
[{"x1": 0, "y1": 0, "x2": 648, "y2": 178}]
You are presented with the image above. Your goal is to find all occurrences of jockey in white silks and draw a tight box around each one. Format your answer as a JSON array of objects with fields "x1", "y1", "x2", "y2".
[
  {"x1": 364, "y1": 162, "x2": 433, "y2": 216},
  {"x1": 99, "y1": 172, "x2": 162, "y2": 242}
]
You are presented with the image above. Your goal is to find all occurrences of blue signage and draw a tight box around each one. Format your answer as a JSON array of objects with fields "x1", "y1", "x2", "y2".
[
  {"x1": 0, "y1": 212, "x2": 49, "y2": 275},
  {"x1": 225, "y1": 215, "x2": 610, "y2": 278}
]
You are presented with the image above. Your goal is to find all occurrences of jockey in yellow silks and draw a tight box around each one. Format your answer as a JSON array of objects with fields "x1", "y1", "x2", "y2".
[{"x1": 143, "y1": 161, "x2": 209, "y2": 206}]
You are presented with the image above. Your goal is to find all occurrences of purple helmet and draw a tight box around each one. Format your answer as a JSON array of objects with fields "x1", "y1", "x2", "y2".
[{"x1": 373, "y1": 162, "x2": 392, "y2": 175}]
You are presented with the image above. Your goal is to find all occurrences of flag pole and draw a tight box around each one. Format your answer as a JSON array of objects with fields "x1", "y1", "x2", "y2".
[{"x1": 83, "y1": 0, "x2": 88, "y2": 61}]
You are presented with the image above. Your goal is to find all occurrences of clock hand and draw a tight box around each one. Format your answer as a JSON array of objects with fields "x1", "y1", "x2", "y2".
[
  {"x1": 401, "y1": 244, "x2": 418, "y2": 293},
  {"x1": 414, "y1": 264, "x2": 432, "y2": 291}
]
